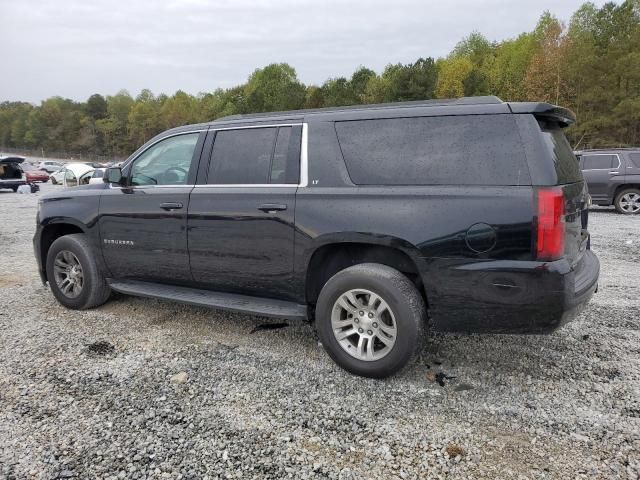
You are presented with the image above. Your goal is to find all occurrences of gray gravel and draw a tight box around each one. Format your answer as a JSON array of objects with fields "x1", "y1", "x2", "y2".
[{"x1": 1, "y1": 183, "x2": 639, "y2": 479}]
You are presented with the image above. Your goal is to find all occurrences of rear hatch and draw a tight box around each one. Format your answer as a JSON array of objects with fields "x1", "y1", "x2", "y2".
[
  {"x1": 0, "y1": 156, "x2": 26, "y2": 181},
  {"x1": 536, "y1": 121, "x2": 589, "y2": 267}
]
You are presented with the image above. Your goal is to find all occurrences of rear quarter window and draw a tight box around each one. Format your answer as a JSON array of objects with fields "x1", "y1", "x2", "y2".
[
  {"x1": 335, "y1": 114, "x2": 531, "y2": 186},
  {"x1": 629, "y1": 152, "x2": 640, "y2": 168},
  {"x1": 538, "y1": 123, "x2": 582, "y2": 184}
]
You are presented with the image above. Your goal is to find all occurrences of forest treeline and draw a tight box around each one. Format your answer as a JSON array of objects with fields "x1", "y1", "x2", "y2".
[{"x1": 1, "y1": 1, "x2": 639, "y2": 158}]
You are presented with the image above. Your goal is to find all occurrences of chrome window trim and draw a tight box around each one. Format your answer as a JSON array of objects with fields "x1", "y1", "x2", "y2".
[
  {"x1": 192, "y1": 184, "x2": 297, "y2": 189},
  {"x1": 201, "y1": 122, "x2": 308, "y2": 188},
  {"x1": 209, "y1": 123, "x2": 302, "y2": 132},
  {"x1": 580, "y1": 153, "x2": 621, "y2": 171},
  {"x1": 111, "y1": 122, "x2": 309, "y2": 189}
]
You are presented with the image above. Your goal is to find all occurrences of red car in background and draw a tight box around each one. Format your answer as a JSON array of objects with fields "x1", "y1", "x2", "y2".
[{"x1": 21, "y1": 164, "x2": 50, "y2": 182}]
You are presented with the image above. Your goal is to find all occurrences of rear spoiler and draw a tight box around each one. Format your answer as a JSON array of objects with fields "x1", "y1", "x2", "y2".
[
  {"x1": 508, "y1": 102, "x2": 576, "y2": 127},
  {"x1": 0, "y1": 155, "x2": 25, "y2": 164}
]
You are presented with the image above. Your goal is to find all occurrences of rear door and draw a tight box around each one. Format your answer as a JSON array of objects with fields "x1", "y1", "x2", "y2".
[
  {"x1": 580, "y1": 154, "x2": 620, "y2": 202},
  {"x1": 187, "y1": 124, "x2": 302, "y2": 301},
  {"x1": 99, "y1": 131, "x2": 205, "y2": 282}
]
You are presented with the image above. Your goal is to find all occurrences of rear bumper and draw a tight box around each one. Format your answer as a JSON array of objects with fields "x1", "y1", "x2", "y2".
[{"x1": 426, "y1": 250, "x2": 600, "y2": 334}]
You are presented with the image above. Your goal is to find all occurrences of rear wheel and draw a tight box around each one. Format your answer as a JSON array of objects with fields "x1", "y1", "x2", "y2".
[
  {"x1": 316, "y1": 263, "x2": 426, "y2": 378},
  {"x1": 10, "y1": 186, "x2": 18, "y2": 192},
  {"x1": 46, "y1": 234, "x2": 111, "y2": 309},
  {"x1": 614, "y1": 188, "x2": 640, "y2": 214}
]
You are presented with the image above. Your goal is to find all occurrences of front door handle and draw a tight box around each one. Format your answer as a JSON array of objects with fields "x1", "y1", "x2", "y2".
[
  {"x1": 160, "y1": 202, "x2": 183, "y2": 210},
  {"x1": 609, "y1": 171, "x2": 619, "y2": 175},
  {"x1": 258, "y1": 203, "x2": 287, "y2": 213}
]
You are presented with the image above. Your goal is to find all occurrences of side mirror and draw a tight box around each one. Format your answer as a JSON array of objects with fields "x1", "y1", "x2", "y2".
[{"x1": 104, "y1": 167, "x2": 123, "y2": 184}]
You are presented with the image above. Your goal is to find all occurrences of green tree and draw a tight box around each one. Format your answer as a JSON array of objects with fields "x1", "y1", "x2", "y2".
[
  {"x1": 436, "y1": 57, "x2": 473, "y2": 98},
  {"x1": 244, "y1": 63, "x2": 306, "y2": 112}
]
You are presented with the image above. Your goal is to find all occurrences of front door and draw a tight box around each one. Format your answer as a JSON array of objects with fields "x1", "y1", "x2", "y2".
[
  {"x1": 188, "y1": 124, "x2": 302, "y2": 301},
  {"x1": 99, "y1": 131, "x2": 205, "y2": 282}
]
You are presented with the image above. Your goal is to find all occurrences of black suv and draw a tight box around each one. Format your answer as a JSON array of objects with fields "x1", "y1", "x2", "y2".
[
  {"x1": 34, "y1": 96, "x2": 599, "y2": 378},
  {"x1": 575, "y1": 149, "x2": 640, "y2": 214}
]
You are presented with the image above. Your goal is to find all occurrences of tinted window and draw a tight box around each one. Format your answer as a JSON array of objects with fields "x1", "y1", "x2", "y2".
[
  {"x1": 539, "y1": 125, "x2": 583, "y2": 184},
  {"x1": 628, "y1": 153, "x2": 640, "y2": 168},
  {"x1": 582, "y1": 154, "x2": 615, "y2": 170},
  {"x1": 130, "y1": 133, "x2": 199, "y2": 186},
  {"x1": 92, "y1": 169, "x2": 104, "y2": 178},
  {"x1": 335, "y1": 115, "x2": 530, "y2": 185},
  {"x1": 208, "y1": 127, "x2": 299, "y2": 185},
  {"x1": 271, "y1": 127, "x2": 291, "y2": 183}
]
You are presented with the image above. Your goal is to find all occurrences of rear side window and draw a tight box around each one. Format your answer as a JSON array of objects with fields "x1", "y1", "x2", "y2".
[
  {"x1": 208, "y1": 126, "x2": 300, "y2": 185},
  {"x1": 539, "y1": 124, "x2": 582, "y2": 184},
  {"x1": 627, "y1": 153, "x2": 640, "y2": 168},
  {"x1": 582, "y1": 154, "x2": 617, "y2": 170},
  {"x1": 335, "y1": 115, "x2": 530, "y2": 185}
]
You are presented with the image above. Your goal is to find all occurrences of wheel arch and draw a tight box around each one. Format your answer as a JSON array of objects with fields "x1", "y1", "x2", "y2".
[
  {"x1": 303, "y1": 236, "x2": 428, "y2": 305},
  {"x1": 39, "y1": 220, "x2": 88, "y2": 281},
  {"x1": 613, "y1": 183, "x2": 640, "y2": 199}
]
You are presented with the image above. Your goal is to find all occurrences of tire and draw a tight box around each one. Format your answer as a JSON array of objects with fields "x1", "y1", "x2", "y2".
[
  {"x1": 46, "y1": 233, "x2": 111, "y2": 309},
  {"x1": 11, "y1": 186, "x2": 18, "y2": 192},
  {"x1": 51, "y1": 177, "x2": 57, "y2": 185},
  {"x1": 614, "y1": 188, "x2": 640, "y2": 214},
  {"x1": 316, "y1": 263, "x2": 426, "y2": 378}
]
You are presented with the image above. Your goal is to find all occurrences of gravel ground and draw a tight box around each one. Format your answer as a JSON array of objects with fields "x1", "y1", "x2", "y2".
[{"x1": 1, "y1": 183, "x2": 639, "y2": 480}]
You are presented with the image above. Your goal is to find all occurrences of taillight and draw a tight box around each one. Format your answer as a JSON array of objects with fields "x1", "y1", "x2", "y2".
[{"x1": 536, "y1": 188, "x2": 565, "y2": 261}]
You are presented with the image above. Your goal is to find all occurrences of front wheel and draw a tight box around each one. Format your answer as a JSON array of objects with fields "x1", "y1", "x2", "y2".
[
  {"x1": 316, "y1": 263, "x2": 426, "y2": 378},
  {"x1": 614, "y1": 188, "x2": 640, "y2": 214},
  {"x1": 51, "y1": 177, "x2": 57, "y2": 184},
  {"x1": 46, "y1": 233, "x2": 111, "y2": 309}
]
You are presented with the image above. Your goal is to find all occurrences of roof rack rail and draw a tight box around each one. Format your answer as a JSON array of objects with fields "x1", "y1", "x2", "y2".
[{"x1": 215, "y1": 96, "x2": 504, "y2": 122}]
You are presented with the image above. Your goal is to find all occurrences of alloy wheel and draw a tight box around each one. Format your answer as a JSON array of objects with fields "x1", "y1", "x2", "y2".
[
  {"x1": 331, "y1": 288, "x2": 397, "y2": 361},
  {"x1": 53, "y1": 250, "x2": 84, "y2": 298},
  {"x1": 619, "y1": 192, "x2": 640, "y2": 213}
]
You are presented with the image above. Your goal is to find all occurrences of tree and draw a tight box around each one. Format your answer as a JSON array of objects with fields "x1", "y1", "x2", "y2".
[
  {"x1": 244, "y1": 63, "x2": 306, "y2": 112},
  {"x1": 86, "y1": 94, "x2": 107, "y2": 120},
  {"x1": 436, "y1": 57, "x2": 473, "y2": 98}
]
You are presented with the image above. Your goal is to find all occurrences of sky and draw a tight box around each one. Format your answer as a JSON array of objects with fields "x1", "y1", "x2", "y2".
[{"x1": 0, "y1": 0, "x2": 606, "y2": 103}]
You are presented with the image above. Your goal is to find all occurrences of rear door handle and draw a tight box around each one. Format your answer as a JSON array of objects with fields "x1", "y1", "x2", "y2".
[
  {"x1": 609, "y1": 171, "x2": 619, "y2": 175},
  {"x1": 258, "y1": 203, "x2": 287, "y2": 213},
  {"x1": 160, "y1": 202, "x2": 183, "y2": 210}
]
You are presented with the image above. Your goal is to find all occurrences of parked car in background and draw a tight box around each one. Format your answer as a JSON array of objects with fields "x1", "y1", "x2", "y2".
[
  {"x1": 38, "y1": 160, "x2": 64, "y2": 173},
  {"x1": 34, "y1": 96, "x2": 599, "y2": 378},
  {"x1": 79, "y1": 168, "x2": 106, "y2": 185},
  {"x1": 0, "y1": 156, "x2": 27, "y2": 192},
  {"x1": 21, "y1": 163, "x2": 50, "y2": 183},
  {"x1": 576, "y1": 148, "x2": 640, "y2": 214},
  {"x1": 49, "y1": 168, "x2": 65, "y2": 185},
  {"x1": 49, "y1": 163, "x2": 93, "y2": 187}
]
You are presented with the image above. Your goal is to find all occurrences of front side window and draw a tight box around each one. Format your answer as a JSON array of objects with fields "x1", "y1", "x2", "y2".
[
  {"x1": 130, "y1": 133, "x2": 199, "y2": 186},
  {"x1": 582, "y1": 154, "x2": 616, "y2": 170},
  {"x1": 208, "y1": 126, "x2": 300, "y2": 185}
]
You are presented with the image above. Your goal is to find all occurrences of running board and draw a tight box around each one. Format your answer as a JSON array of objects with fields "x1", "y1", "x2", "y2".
[{"x1": 107, "y1": 279, "x2": 308, "y2": 320}]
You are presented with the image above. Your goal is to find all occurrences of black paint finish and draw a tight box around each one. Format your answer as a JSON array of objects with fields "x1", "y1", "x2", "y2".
[{"x1": 34, "y1": 97, "x2": 599, "y2": 334}]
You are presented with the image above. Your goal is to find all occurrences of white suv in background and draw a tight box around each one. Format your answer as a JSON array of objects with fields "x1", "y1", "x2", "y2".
[{"x1": 38, "y1": 161, "x2": 64, "y2": 173}]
